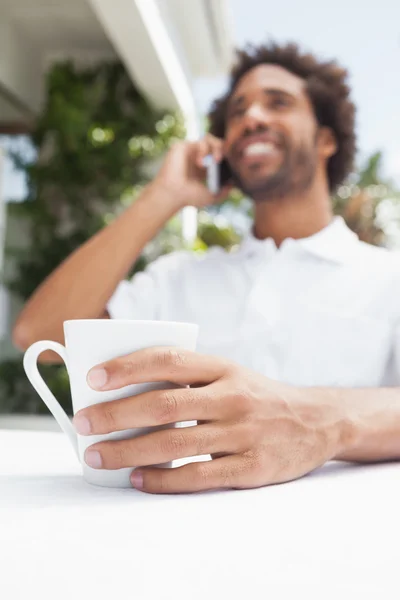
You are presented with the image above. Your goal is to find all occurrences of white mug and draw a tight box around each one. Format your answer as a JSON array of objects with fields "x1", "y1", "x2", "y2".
[{"x1": 23, "y1": 319, "x2": 199, "y2": 488}]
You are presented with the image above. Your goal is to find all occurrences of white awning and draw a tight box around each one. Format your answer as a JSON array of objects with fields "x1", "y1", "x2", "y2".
[{"x1": 0, "y1": 0, "x2": 234, "y2": 126}]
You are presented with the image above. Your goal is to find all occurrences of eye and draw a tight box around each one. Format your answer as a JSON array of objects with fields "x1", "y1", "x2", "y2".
[
  {"x1": 229, "y1": 107, "x2": 245, "y2": 120},
  {"x1": 271, "y1": 96, "x2": 291, "y2": 109}
]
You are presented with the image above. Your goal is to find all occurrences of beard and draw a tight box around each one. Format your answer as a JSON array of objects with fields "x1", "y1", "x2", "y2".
[{"x1": 229, "y1": 134, "x2": 318, "y2": 202}]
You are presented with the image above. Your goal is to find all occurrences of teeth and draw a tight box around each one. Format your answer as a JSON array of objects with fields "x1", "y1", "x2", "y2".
[{"x1": 244, "y1": 142, "x2": 275, "y2": 156}]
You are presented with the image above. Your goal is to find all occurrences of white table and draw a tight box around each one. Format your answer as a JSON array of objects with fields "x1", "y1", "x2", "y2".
[{"x1": 1, "y1": 429, "x2": 400, "y2": 600}]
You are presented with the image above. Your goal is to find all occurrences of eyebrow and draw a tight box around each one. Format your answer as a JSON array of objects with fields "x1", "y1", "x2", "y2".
[{"x1": 228, "y1": 88, "x2": 297, "y2": 111}]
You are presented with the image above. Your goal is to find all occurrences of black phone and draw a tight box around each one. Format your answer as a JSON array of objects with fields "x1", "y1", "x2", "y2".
[{"x1": 219, "y1": 158, "x2": 234, "y2": 188}]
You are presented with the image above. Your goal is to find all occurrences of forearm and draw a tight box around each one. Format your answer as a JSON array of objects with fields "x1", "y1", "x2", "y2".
[
  {"x1": 309, "y1": 386, "x2": 400, "y2": 463},
  {"x1": 13, "y1": 183, "x2": 180, "y2": 351}
]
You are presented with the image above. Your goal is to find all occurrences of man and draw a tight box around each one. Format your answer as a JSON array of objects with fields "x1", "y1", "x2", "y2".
[{"x1": 14, "y1": 42, "x2": 400, "y2": 494}]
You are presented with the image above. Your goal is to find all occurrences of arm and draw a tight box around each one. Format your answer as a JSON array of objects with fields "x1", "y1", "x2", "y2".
[
  {"x1": 308, "y1": 386, "x2": 400, "y2": 463},
  {"x1": 12, "y1": 184, "x2": 180, "y2": 361}
]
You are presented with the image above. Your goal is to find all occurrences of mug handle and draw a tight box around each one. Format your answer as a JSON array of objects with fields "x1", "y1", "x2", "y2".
[{"x1": 23, "y1": 340, "x2": 79, "y2": 459}]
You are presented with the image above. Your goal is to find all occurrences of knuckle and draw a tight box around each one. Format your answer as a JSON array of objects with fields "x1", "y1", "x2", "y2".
[
  {"x1": 221, "y1": 362, "x2": 239, "y2": 384},
  {"x1": 159, "y1": 349, "x2": 187, "y2": 371},
  {"x1": 195, "y1": 388, "x2": 214, "y2": 417},
  {"x1": 231, "y1": 386, "x2": 253, "y2": 414},
  {"x1": 121, "y1": 358, "x2": 136, "y2": 379},
  {"x1": 155, "y1": 391, "x2": 180, "y2": 423},
  {"x1": 235, "y1": 421, "x2": 256, "y2": 450},
  {"x1": 142, "y1": 394, "x2": 158, "y2": 421},
  {"x1": 196, "y1": 430, "x2": 212, "y2": 456},
  {"x1": 161, "y1": 430, "x2": 187, "y2": 456},
  {"x1": 245, "y1": 449, "x2": 264, "y2": 474},
  {"x1": 101, "y1": 405, "x2": 117, "y2": 432},
  {"x1": 110, "y1": 442, "x2": 129, "y2": 469}
]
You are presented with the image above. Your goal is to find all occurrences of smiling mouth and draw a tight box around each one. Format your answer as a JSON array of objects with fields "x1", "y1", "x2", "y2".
[{"x1": 239, "y1": 142, "x2": 282, "y2": 165}]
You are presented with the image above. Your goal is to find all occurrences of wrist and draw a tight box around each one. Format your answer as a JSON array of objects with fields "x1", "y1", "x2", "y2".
[
  {"x1": 296, "y1": 387, "x2": 359, "y2": 461},
  {"x1": 131, "y1": 181, "x2": 184, "y2": 219},
  {"x1": 149, "y1": 179, "x2": 188, "y2": 212}
]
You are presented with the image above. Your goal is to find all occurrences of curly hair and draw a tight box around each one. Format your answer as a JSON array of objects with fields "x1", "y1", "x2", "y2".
[{"x1": 208, "y1": 41, "x2": 357, "y2": 193}]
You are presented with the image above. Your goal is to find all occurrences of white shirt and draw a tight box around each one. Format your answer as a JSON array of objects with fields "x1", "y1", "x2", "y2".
[{"x1": 107, "y1": 216, "x2": 400, "y2": 388}]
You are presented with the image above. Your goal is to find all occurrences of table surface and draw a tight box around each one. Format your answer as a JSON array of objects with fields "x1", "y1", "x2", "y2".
[{"x1": 1, "y1": 429, "x2": 400, "y2": 600}]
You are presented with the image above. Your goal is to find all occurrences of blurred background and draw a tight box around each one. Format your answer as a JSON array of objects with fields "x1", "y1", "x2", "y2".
[{"x1": 0, "y1": 0, "x2": 399, "y2": 418}]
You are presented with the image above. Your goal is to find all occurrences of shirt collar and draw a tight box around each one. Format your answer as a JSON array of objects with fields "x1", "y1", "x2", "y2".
[{"x1": 240, "y1": 216, "x2": 360, "y2": 264}]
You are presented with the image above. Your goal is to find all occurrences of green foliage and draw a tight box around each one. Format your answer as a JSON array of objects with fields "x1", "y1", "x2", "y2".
[
  {"x1": 0, "y1": 360, "x2": 72, "y2": 415},
  {"x1": 333, "y1": 152, "x2": 400, "y2": 246},
  {"x1": 6, "y1": 60, "x2": 186, "y2": 301},
  {"x1": 197, "y1": 215, "x2": 241, "y2": 250}
]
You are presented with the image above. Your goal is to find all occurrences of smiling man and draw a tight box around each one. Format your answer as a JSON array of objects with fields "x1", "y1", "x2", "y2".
[{"x1": 14, "y1": 42, "x2": 400, "y2": 493}]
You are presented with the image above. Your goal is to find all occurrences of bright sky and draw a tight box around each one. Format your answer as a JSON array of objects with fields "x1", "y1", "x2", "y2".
[{"x1": 194, "y1": 0, "x2": 400, "y2": 185}]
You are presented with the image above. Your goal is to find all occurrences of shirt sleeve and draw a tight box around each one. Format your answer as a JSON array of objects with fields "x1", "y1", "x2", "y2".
[
  {"x1": 386, "y1": 325, "x2": 400, "y2": 386},
  {"x1": 106, "y1": 251, "x2": 191, "y2": 321}
]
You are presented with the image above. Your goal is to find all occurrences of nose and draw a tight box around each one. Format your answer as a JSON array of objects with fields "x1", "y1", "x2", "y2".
[{"x1": 241, "y1": 102, "x2": 274, "y2": 133}]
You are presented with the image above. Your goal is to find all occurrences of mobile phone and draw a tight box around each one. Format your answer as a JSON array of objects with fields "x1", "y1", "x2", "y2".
[
  {"x1": 204, "y1": 156, "x2": 233, "y2": 194},
  {"x1": 203, "y1": 155, "x2": 220, "y2": 194}
]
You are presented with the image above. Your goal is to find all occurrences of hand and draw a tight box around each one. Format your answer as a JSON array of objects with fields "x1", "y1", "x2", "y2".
[
  {"x1": 154, "y1": 134, "x2": 233, "y2": 210},
  {"x1": 73, "y1": 348, "x2": 352, "y2": 494}
]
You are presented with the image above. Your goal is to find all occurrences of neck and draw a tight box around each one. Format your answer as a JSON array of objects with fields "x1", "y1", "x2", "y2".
[{"x1": 252, "y1": 169, "x2": 333, "y2": 246}]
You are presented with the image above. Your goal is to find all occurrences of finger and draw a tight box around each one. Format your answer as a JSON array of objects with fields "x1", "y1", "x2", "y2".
[
  {"x1": 86, "y1": 424, "x2": 240, "y2": 470},
  {"x1": 74, "y1": 384, "x2": 225, "y2": 435},
  {"x1": 196, "y1": 139, "x2": 211, "y2": 167},
  {"x1": 87, "y1": 347, "x2": 231, "y2": 392},
  {"x1": 207, "y1": 134, "x2": 224, "y2": 162},
  {"x1": 196, "y1": 135, "x2": 223, "y2": 167},
  {"x1": 130, "y1": 455, "x2": 249, "y2": 494}
]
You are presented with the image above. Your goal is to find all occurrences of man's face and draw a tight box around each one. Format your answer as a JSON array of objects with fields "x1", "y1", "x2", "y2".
[{"x1": 223, "y1": 64, "x2": 329, "y2": 200}]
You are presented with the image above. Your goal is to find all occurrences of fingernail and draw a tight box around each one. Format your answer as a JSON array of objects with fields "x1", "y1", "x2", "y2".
[
  {"x1": 130, "y1": 470, "x2": 143, "y2": 490},
  {"x1": 73, "y1": 414, "x2": 92, "y2": 435},
  {"x1": 87, "y1": 367, "x2": 108, "y2": 390},
  {"x1": 85, "y1": 450, "x2": 102, "y2": 469}
]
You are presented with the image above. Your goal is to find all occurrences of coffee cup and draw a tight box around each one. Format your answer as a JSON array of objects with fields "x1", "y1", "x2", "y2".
[{"x1": 23, "y1": 319, "x2": 198, "y2": 488}]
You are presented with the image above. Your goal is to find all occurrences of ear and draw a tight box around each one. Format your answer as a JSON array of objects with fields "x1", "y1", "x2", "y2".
[{"x1": 318, "y1": 127, "x2": 337, "y2": 159}]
